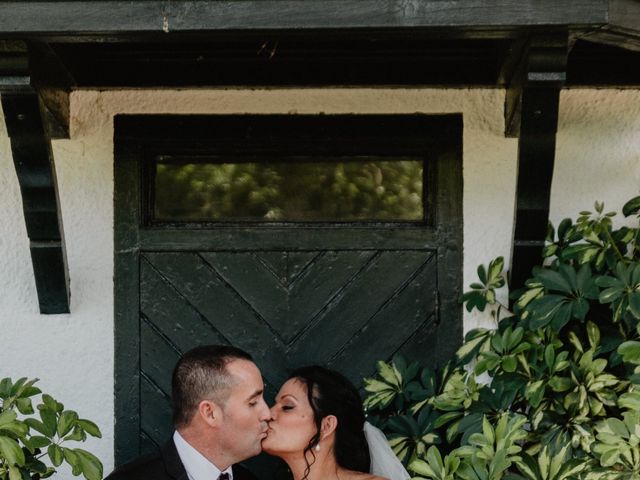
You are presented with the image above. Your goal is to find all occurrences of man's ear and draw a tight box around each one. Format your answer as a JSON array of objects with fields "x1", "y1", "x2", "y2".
[
  {"x1": 197, "y1": 399, "x2": 221, "y2": 428},
  {"x1": 320, "y1": 415, "x2": 338, "y2": 440}
]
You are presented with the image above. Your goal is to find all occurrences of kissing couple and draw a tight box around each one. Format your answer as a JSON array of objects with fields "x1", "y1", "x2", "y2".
[{"x1": 106, "y1": 345, "x2": 410, "y2": 480}]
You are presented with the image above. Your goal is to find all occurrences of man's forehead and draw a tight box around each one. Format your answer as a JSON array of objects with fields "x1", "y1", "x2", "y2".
[{"x1": 226, "y1": 358, "x2": 263, "y2": 384}]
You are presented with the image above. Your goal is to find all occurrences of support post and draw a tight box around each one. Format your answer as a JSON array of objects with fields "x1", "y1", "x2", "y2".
[
  {"x1": 1, "y1": 44, "x2": 70, "y2": 313},
  {"x1": 509, "y1": 32, "x2": 568, "y2": 290}
]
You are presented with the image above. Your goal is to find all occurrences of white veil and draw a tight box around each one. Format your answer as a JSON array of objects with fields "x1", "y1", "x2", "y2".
[{"x1": 363, "y1": 422, "x2": 411, "y2": 480}]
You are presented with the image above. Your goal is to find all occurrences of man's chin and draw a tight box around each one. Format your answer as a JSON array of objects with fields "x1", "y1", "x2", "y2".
[
  {"x1": 253, "y1": 441, "x2": 265, "y2": 456},
  {"x1": 260, "y1": 439, "x2": 273, "y2": 455}
]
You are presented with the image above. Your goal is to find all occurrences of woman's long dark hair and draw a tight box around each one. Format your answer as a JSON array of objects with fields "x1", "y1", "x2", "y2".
[{"x1": 289, "y1": 366, "x2": 370, "y2": 479}]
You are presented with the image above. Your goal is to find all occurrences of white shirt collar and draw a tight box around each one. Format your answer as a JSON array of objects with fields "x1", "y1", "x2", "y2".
[{"x1": 173, "y1": 430, "x2": 233, "y2": 480}]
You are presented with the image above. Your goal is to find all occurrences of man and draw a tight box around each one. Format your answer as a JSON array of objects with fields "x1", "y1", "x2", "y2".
[{"x1": 106, "y1": 345, "x2": 271, "y2": 480}]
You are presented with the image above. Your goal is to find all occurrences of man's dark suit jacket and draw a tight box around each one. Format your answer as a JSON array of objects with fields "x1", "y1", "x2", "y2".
[{"x1": 105, "y1": 441, "x2": 258, "y2": 480}]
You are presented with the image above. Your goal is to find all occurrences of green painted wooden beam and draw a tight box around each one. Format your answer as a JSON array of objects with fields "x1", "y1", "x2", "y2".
[{"x1": 0, "y1": 1, "x2": 608, "y2": 35}]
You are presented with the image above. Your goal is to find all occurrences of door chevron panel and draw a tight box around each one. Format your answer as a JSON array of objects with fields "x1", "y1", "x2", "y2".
[
  {"x1": 140, "y1": 373, "x2": 173, "y2": 447},
  {"x1": 140, "y1": 315, "x2": 181, "y2": 396},
  {"x1": 141, "y1": 256, "x2": 231, "y2": 348},
  {"x1": 142, "y1": 252, "x2": 288, "y2": 387},
  {"x1": 286, "y1": 250, "x2": 435, "y2": 365},
  {"x1": 201, "y1": 250, "x2": 377, "y2": 343},
  {"x1": 253, "y1": 251, "x2": 321, "y2": 289},
  {"x1": 140, "y1": 248, "x2": 438, "y2": 389},
  {"x1": 327, "y1": 255, "x2": 438, "y2": 382}
]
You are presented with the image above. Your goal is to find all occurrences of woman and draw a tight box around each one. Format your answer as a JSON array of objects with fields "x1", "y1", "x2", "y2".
[{"x1": 262, "y1": 366, "x2": 409, "y2": 480}]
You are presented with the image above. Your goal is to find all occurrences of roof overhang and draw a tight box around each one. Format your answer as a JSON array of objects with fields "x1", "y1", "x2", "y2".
[
  {"x1": 0, "y1": 0, "x2": 617, "y2": 35},
  {"x1": 1, "y1": 0, "x2": 639, "y2": 94}
]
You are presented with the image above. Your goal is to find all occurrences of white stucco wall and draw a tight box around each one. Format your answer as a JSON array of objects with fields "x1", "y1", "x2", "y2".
[{"x1": 1, "y1": 88, "x2": 639, "y2": 476}]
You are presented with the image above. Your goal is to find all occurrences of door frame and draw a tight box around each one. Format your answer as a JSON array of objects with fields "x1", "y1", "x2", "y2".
[{"x1": 113, "y1": 113, "x2": 463, "y2": 465}]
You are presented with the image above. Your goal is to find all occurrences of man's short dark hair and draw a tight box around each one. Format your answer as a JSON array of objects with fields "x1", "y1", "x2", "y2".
[{"x1": 171, "y1": 344, "x2": 253, "y2": 428}]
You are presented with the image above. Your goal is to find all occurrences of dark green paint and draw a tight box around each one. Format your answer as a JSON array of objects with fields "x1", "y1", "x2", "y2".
[
  {"x1": 201, "y1": 250, "x2": 376, "y2": 343},
  {"x1": 138, "y1": 227, "x2": 442, "y2": 251},
  {"x1": 114, "y1": 115, "x2": 463, "y2": 476},
  {"x1": 0, "y1": 1, "x2": 609, "y2": 34},
  {"x1": 327, "y1": 256, "x2": 439, "y2": 380}
]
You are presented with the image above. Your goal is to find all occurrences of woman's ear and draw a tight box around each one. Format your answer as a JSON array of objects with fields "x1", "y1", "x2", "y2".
[
  {"x1": 320, "y1": 415, "x2": 338, "y2": 440},
  {"x1": 197, "y1": 399, "x2": 221, "y2": 428}
]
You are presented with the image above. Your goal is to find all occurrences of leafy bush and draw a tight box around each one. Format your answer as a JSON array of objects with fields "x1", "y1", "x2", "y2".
[
  {"x1": 364, "y1": 196, "x2": 640, "y2": 480},
  {"x1": 0, "y1": 378, "x2": 103, "y2": 480}
]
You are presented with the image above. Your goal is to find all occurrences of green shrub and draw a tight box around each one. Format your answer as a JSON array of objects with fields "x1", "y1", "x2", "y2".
[
  {"x1": 364, "y1": 196, "x2": 640, "y2": 480},
  {"x1": 0, "y1": 378, "x2": 102, "y2": 480}
]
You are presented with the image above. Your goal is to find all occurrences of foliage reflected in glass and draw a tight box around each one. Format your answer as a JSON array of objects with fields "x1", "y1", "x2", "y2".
[{"x1": 153, "y1": 158, "x2": 424, "y2": 222}]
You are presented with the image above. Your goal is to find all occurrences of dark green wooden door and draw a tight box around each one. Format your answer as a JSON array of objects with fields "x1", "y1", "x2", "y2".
[{"x1": 114, "y1": 115, "x2": 463, "y2": 471}]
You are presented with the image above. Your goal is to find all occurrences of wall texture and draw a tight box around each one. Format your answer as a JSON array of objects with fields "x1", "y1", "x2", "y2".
[{"x1": 1, "y1": 88, "x2": 639, "y2": 475}]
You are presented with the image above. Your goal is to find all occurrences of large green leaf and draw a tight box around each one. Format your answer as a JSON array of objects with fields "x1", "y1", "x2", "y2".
[
  {"x1": 622, "y1": 195, "x2": 640, "y2": 217},
  {"x1": 528, "y1": 295, "x2": 567, "y2": 329},
  {"x1": 0, "y1": 435, "x2": 26, "y2": 466},
  {"x1": 550, "y1": 303, "x2": 572, "y2": 331},
  {"x1": 410, "y1": 457, "x2": 438, "y2": 478},
  {"x1": 456, "y1": 329, "x2": 492, "y2": 365},
  {"x1": 0, "y1": 418, "x2": 28, "y2": 438},
  {"x1": 618, "y1": 391, "x2": 640, "y2": 411},
  {"x1": 15, "y1": 397, "x2": 34, "y2": 415},
  {"x1": 41, "y1": 394, "x2": 63, "y2": 413},
  {"x1": 536, "y1": 269, "x2": 572, "y2": 294},
  {"x1": 25, "y1": 435, "x2": 51, "y2": 449},
  {"x1": 0, "y1": 410, "x2": 17, "y2": 427},
  {"x1": 561, "y1": 244, "x2": 600, "y2": 263},
  {"x1": 57, "y1": 410, "x2": 78, "y2": 437},
  {"x1": 9, "y1": 378, "x2": 27, "y2": 396},
  {"x1": 48, "y1": 444, "x2": 64, "y2": 467},
  {"x1": 39, "y1": 408, "x2": 57, "y2": 438},
  {"x1": 586, "y1": 321, "x2": 600, "y2": 349},
  {"x1": 24, "y1": 418, "x2": 49, "y2": 436},
  {"x1": 73, "y1": 449, "x2": 104, "y2": 480},
  {"x1": 0, "y1": 378, "x2": 12, "y2": 398},
  {"x1": 618, "y1": 341, "x2": 640, "y2": 365},
  {"x1": 378, "y1": 361, "x2": 402, "y2": 388},
  {"x1": 10, "y1": 378, "x2": 39, "y2": 400},
  {"x1": 64, "y1": 447, "x2": 82, "y2": 476}
]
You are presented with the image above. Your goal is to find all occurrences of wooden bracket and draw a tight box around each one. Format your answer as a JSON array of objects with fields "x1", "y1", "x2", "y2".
[
  {"x1": 28, "y1": 41, "x2": 73, "y2": 139},
  {"x1": 1, "y1": 40, "x2": 72, "y2": 138},
  {"x1": 509, "y1": 31, "x2": 568, "y2": 290},
  {"x1": 1, "y1": 43, "x2": 71, "y2": 314},
  {"x1": 502, "y1": 36, "x2": 529, "y2": 138}
]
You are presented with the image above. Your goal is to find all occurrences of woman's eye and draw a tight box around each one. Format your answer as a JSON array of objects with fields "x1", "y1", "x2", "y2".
[
  {"x1": 282, "y1": 405, "x2": 294, "y2": 411},
  {"x1": 249, "y1": 401, "x2": 257, "y2": 407}
]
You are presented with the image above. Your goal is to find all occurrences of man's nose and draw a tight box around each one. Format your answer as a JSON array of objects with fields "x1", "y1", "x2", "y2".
[{"x1": 260, "y1": 400, "x2": 272, "y2": 421}]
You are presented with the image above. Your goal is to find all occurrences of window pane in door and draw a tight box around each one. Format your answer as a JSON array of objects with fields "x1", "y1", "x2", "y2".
[{"x1": 153, "y1": 157, "x2": 424, "y2": 222}]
